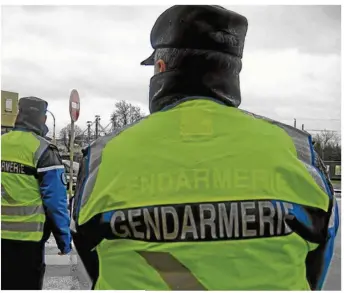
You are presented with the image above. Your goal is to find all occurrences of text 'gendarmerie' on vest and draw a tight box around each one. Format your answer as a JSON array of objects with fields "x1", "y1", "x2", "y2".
[{"x1": 109, "y1": 200, "x2": 295, "y2": 242}]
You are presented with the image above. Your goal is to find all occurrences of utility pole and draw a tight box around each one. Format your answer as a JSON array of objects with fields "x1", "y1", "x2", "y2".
[
  {"x1": 95, "y1": 115, "x2": 100, "y2": 139},
  {"x1": 87, "y1": 121, "x2": 92, "y2": 143},
  {"x1": 293, "y1": 118, "x2": 297, "y2": 128}
]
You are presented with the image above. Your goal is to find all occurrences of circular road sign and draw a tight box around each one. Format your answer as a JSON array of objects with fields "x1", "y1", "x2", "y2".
[{"x1": 69, "y1": 89, "x2": 80, "y2": 122}]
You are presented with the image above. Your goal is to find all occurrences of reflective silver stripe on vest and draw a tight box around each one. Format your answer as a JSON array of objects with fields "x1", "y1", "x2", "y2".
[
  {"x1": 1, "y1": 221, "x2": 44, "y2": 232},
  {"x1": 33, "y1": 134, "x2": 50, "y2": 166},
  {"x1": 80, "y1": 120, "x2": 146, "y2": 209},
  {"x1": 1, "y1": 185, "x2": 18, "y2": 204},
  {"x1": 2, "y1": 205, "x2": 44, "y2": 216},
  {"x1": 137, "y1": 251, "x2": 206, "y2": 290},
  {"x1": 328, "y1": 197, "x2": 337, "y2": 229},
  {"x1": 303, "y1": 162, "x2": 327, "y2": 193}
]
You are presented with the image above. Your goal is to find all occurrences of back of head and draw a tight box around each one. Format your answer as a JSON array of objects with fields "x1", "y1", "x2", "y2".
[
  {"x1": 14, "y1": 96, "x2": 49, "y2": 137},
  {"x1": 141, "y1": 5, "x2": 248, "y2": 113}
]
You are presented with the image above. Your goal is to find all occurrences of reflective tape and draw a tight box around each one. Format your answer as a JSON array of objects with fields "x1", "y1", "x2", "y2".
[
  {"x1": 1, "y1": 205, "x2": 44, "y2": 216},
  {"x1": 303, "y1": 162, "x2": 327, "y2": 194},
  {"x1": 33, "y1": 135, "x2": 50, "y2": 166},
  {"x1": 137, "y1": 251, "x2": 206, "y2": 290},
  {"x1": 328, "y1": 197, "x2": 336, "y2": 229},
  {"x1": 1, "y1": 221, "x2": 44, "y2": 232},
  {"x1": 37, "y1": 165, "x2": 65, "y2": 173}
]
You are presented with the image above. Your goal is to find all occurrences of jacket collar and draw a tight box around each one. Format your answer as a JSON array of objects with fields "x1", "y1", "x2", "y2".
[
  {"x1": 14, "y1": 112, "x2": 48, "y2": 137},
  {"x1": 148, "y1": 68, "x2": 241, "y2": 113}
]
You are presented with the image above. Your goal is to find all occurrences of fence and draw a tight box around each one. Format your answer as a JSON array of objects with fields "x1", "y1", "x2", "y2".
[{"x1": 324, "y1": 161, "x2": 341, "y2": 181}]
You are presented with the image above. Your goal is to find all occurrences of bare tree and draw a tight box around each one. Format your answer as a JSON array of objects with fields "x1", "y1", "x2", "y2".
[
  {"x1": 313, "y1": 130, "x2": 340, "y2": 160},
  {"x1": 59, "y1": 124, "x2": 84, "y2": 152},
  {"x1": 331, "y1": 133, "x2": 341, "y2": 147},
  {"x1": 110, "y1": 100, "x2": 145, "y2": 131}
]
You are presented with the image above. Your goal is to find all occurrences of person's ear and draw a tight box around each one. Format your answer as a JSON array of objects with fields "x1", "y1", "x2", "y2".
[{"x1": 155, "y1": 59, "x2": 166, "y2": 73}]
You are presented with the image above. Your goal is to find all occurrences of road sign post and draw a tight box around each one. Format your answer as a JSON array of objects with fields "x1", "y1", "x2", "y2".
[
  {"x1": 69, "y1": 89, "x2": 80, "y2": 198},
  {"x1": 69, "y1": 123, "x2": 75, "y2": 198}
]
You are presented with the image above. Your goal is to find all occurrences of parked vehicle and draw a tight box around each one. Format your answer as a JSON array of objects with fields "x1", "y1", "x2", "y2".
[{"x1": 62, "y1": 160, "x2": 79, "y2": 190}]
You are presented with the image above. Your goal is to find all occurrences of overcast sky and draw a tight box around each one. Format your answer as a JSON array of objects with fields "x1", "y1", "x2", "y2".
[{"x1": 1, "y1": 5, "x2": 341, "y2": 137}]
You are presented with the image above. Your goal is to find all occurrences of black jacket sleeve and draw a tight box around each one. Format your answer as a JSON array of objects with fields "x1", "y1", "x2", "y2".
[{"x1": 305, "y1": 152, "x2": 339, "y2": 290}]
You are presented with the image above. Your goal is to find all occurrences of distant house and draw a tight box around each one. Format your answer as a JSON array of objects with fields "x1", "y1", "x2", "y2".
[{"x1": 1, "y1": 90, "x2": 19, "y2": 134}]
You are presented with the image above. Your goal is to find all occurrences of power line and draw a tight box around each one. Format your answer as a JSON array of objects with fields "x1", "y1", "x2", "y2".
[
  {"x1": 307, "y1": 129, "x2": 340, "y2": 133},
  {"x1": 297, "y1": 118, "x2": 340, "y2": 121},
  {"x1": 279, "y1": 118, "x2": 340, "y2": 122}
]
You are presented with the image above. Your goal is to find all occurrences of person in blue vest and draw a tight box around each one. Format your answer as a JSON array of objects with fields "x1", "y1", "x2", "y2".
[{"x1": 1, "y1": 97, "x2": 72, "y2": 290}]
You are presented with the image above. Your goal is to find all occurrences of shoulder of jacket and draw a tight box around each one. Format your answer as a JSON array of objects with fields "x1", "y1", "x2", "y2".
[
  {"x1": 31, "y1": 132, "x2": 52, "y2": 145},
  {"x1": 241, "y1": 109, "x2": 315, "y2": 166},
  {"x1": 1, "y1": 132, "x2": 11, "y2": 139},
  {"x1": 45, "y1": 143, "x2": 59, "y2": 153},
  {"x1": 240, "y1": 109, "x2": 311, "y2": 138},
  {"x1": 31, "y1": 133, "x2": 60, "y2": 160},
  {"x1": 240, "y1": 109, "x2": 333, "y2": 196}
]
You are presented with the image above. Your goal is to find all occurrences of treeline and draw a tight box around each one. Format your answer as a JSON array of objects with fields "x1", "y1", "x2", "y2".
[
  {"x1": 313, "y1": 130, "x2": 341, "y2": 161},
  {"x1": 58, "y1": 100, "x2": 145, "y2": 152}
]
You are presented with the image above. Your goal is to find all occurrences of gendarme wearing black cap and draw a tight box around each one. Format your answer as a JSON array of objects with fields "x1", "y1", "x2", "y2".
[
  {"x1": 14, "y1": 96, "x2": 49, "y2": 137},
  {"x1": 140, "y1": 5, "x2": 248, "y2": 113}
]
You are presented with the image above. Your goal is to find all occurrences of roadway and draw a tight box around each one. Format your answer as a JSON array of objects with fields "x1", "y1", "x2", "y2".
[{"x1": 43, "y1": 237, "x2": 90, "y2": 290}]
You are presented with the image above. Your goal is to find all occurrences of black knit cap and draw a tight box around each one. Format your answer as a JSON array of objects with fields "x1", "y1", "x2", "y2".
[{"x1": 141, "y1": 5, "x2": 248, "y2": 66}]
